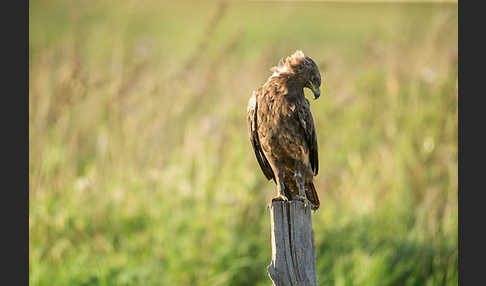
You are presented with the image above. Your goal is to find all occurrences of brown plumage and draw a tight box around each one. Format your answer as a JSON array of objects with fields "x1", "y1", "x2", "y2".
[{"x1": 247, "y1": 50, "x2": 322, "y2": 210}]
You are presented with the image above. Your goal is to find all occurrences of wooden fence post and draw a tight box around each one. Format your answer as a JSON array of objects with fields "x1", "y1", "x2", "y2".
[{"x1": 267, "y1": 200, "x2": 318, "y2": 286}]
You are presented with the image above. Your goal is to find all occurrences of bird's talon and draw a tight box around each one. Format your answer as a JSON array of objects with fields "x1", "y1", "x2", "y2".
[
  {"x1": 272, "y1": 194, "x2": 289, "y2": 202},
  {"x1": 295, "y1": 195, "x2": 307, "y2": 202}
]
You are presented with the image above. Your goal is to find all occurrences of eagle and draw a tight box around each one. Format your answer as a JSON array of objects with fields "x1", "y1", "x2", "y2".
[{"x1": 247, "y1": 50, "x2": 322, "y2": 210}]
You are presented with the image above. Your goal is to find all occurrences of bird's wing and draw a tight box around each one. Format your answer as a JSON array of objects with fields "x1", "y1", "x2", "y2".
[
  {"x1": 247, "y1": 91, "x2": 275, "y2": 182},
  {"x1": 297, "y1": 99, "x2": 319, "y2": 175}
]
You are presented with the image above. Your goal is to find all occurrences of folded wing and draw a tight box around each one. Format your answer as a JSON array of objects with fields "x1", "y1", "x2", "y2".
[
  {"x1": 247, "y1": 91, "x2": 275, "y2": 182},
  {"x1": 297, "y1": 100, "x2": 319, "y2": 176}
]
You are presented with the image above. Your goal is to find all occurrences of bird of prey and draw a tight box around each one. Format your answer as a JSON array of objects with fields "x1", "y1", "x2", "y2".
[{"x1": 247, "y1": 50, "x2": 322, "y2": 210}]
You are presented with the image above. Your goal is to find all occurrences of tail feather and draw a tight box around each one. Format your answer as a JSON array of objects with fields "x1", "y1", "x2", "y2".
[{"x1": 305, "y1": 182, "x2": 320, "y2": 210}]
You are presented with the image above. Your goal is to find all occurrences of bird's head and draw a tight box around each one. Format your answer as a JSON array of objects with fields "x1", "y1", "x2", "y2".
[{"x1": 271, "y1": 50, "x2": 322, "y2": 99}]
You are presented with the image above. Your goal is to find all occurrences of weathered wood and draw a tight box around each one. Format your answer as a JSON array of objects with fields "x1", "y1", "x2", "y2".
[{"x1": 267, "y1": 200, "x2": 317, "y2": 286}]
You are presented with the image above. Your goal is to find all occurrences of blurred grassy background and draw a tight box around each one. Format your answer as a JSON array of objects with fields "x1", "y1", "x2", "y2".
[{"x1": 29, "y1": 0, "x2": 457, "y2": 285}]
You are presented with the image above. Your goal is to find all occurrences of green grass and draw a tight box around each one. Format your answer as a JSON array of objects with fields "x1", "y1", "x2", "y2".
[{"x1": 30, "y1": 0, "x2": 457, "y2": 285}]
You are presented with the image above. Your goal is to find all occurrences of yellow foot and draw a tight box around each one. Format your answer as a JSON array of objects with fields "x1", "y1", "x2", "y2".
[
  {"x1": 294, "y1": 195, "x2": 307, "y2": 202},
  {"x1": 272, "y1": 194, "x2": 289, "y2": 202},
  {"x1": 294, "y1": 195, "x2": 315, "y2": 210}
]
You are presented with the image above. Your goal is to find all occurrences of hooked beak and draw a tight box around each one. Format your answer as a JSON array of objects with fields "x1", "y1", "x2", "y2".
[{"x1": 308, "y1": 80, "x2": 321, "y2": 99}]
